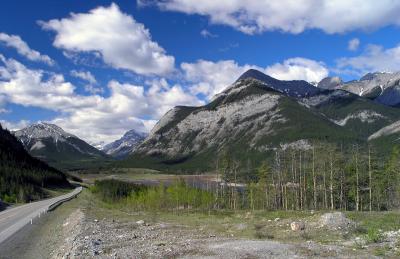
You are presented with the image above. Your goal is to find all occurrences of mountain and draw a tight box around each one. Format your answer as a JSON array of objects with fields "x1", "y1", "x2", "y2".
[
  {"x1": 123, "y1": 69, "x2": 400, "y2": 172},
  {"x1": 13, "y1": 122, "x2": 109, "y2": 169},
  {"x1": 102, "y1": 129, "x2": 147, "y2": 158},
  {"x1": 0, "y1": 124, "x2": 69, "y2": 203},
  {"x1": 237, "y1": 69, "x2": 321, "y2": 97},
  {"x1": 317, "y1": 76, "x2": 343, "y2": 90},
  {"x1": 318, "y1": 72, "x2": 400, "y2": 107}
]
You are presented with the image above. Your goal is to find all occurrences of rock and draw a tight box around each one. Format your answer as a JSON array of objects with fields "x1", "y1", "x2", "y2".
[
  {"x1": 274, "y1": 218, "x2": 280, "y2": 222},
  {"x1": 136, "y1": 220, "x2": 145, "y2": 225},
  {"x1": 319, "y1": 212, "x2": 354, "y2": 230},
  {"x1": 290, "y1": 221, "x2": 305, "y2": 231}
]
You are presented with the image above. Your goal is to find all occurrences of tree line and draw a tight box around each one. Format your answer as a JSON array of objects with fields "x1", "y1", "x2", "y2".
[
  {"x1": 216, "y1": 142, "x2": 400, "y2": 212},
  {"x1": 92, "y1": 142, "x2": 400, "y2": 213}
]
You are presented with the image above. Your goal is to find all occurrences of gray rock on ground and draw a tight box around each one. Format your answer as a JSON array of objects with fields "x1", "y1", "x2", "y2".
[{"x1": 319, "y1": 212, "x2": 355, "y2": 230}]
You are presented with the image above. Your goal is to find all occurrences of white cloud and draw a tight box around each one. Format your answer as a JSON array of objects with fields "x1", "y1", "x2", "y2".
[
  {"x1": 336, "y1": 44, "x2": 400, "y2": 75},
  {"x1": 265, "y1": 58, "x2": 328, "y2": 83},
  {"x1": 144, "y1": 0, "x2": 400, "y2": 34},
  {"x1": 40, "y1": 3, "x2": 175, "y2": 76},
  {"x1": 348, "y1": 38, "x2": 360, "y2": 51},
  {"x1": 0, "y1": 119, "x2": 30, "y2": 131},
  {"x1": 200, "y1": 29, "x2": 218, "y2": 38},
  {"x1": 0, "y1": 55, "x2": 100, "y2": 112},
  {"x1": 181, "y1": 58, "x2": 328, "y2": 98},
  {"x1": 0, "y1": 55, "x2": 202, "y2": 143},
  {"x1": 0, "y1": 32, "x2": 54, "y2": 65},
  {"x1": 70, "y1": 70, "x2": 97, "y2": 84}
]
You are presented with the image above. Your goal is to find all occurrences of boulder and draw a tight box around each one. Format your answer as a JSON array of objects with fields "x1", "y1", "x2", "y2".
[
  {"x1": 136, "y1": 220, "x2": 145, "y2": 225},
  {"x1": 290, "y1": 221, "x2": 305, "y2": 231},
  {"x1": 319, "y1": 212, "x2": 354, "y2": 230}
]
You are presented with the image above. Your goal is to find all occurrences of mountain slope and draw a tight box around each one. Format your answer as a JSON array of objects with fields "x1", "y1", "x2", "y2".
[
  {"x1": 123, "y1": 69, "x2": 400, "y2": 172},
  {"x1": 318, "y1": 72, "x2": 400, "y2": 107},
  {"x1": 0, "y1": 124, "x2": 69, "y2": 203},
  {"x1": 102, "y1": 129, "x2": 147, "y2": 159},
  {"x1": 14, "y1": 122, "x2": 110, "y2": 169},
  {"x1": 237, "y1": 69, "x2": 321, "y2": 98},
  {"x1": 300, "y1": 89, "x2": 400, "y2": 139},
  {"x1": 124, "y1": 76, "x2": 359, "y2": 171}
]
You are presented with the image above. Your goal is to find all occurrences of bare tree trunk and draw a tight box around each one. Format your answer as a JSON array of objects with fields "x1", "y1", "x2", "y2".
[
  {"x1": 355, "y1": 145, "x2": 360, "y2": 212},
  {"x1": 323, "y1": 162, "x2": 327, "y2": 209},
  {"x1": 369, "y1": 147, "x2": 372, "y2": 212},
  {"x1": 234, "y1": 163, "x2": 237, "y2": 211},
  {"x1": 299, "y1": 151, "x2": 303, "y2": 210},
  {"x1": 303, "y1": 152, "x2": 307, "y2": 209},
  {"x1": 313, "y1": 145, "x2": 317, "y2": 210},
  {"x1": 215, "y1": 158, "x2": 219, "y2": 209},
  {"x1": 330, "y1": 155, "x2": 334, "y2": 210}
]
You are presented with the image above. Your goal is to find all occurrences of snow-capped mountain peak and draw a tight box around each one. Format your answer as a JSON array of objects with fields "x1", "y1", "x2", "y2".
[
  {"x1": 14, "y1": 122, "x2": 76, "y2": 144},
  {"x1": 102, "y1": 129, "x2": 147, "y2": 158}
]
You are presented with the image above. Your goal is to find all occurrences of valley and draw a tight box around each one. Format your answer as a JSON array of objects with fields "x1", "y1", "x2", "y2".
[
  {"x1": 1, "y1": 70, "x2": 400, "y2": 258},
  {"x1": 2, "y1": 172, "x2": 400, "y2": 258}
]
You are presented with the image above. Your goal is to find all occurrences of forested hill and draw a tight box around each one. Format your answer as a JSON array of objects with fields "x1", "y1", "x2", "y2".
[{"x1": 0, "y1": 124, "x2": 70, "y2": 204}]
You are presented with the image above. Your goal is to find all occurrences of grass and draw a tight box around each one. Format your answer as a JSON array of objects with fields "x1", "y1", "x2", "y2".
[{"x1": 346, "y1": 211, "x2": 400, "y2": 233}]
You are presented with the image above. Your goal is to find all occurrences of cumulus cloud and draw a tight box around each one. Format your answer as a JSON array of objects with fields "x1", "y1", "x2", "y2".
[
  {"x1": 181, "y1": 58, "x2": 328, "y2": 98},
  {"x1": 0, "y1": 32, "x2": 54, "y2": 65},
  {"x1": 0, "y1": 55, "x2": 202, "y2": 143},
  {"x1": 336, "y1": 44, "x2": 400, "y2": 75},
  {"x1": 70, "y1": 70, "x2": 97, "y2": 84},
  {"x1": 40, "y1": 3, "x2": 175, "y2": 76},
  {"x1": 265, "y1": 58, "x2": 328, "y2": 82},
  {"x1": 348, "y1": 38, "x2": 360, "y2": 51},
  {"x1": 142, "y1": 0, "x2": 400, "y2": 34}
]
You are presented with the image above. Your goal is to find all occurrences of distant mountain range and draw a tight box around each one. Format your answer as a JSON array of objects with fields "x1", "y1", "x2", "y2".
[
  {"x1": 124, "y1": 69, "x2": 400, "y2": 171},
  {"x1": 13, "y1": 122, "x2": 109, "y2": 169},
  {"x1": 11, "y1": 123, "x2": 148, "y2": 169},
  {"x1": 102, "y1": 129, "x2": 147, "y2": 159},
  {"x1": 318, "y1": 72, "x2": 400, "y2": 107}
]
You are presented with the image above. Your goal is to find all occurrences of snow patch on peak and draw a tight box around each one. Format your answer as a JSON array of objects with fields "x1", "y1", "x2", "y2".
[
  {"x1": 30, "y1": 141, "x2": 46, "y2": 151},
  {"x1": 14, "y1": 122, "x2": 76, "y2": 141}
]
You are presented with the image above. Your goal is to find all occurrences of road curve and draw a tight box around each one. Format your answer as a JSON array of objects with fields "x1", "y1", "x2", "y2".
[{"x1": 0, "y1": 186, "x2": 82, "y2": 244}]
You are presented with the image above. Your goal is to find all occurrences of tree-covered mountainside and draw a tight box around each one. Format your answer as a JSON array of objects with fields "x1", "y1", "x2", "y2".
[
  {"x1": 122, "y1": 70, "x2": 400, "y2": 172},
  {"x1": 13, "y1": 122, "x2": 111, "y2": 170},
  {"x1": 0, "y1": 124, "x2": 70, "y2": 203}
]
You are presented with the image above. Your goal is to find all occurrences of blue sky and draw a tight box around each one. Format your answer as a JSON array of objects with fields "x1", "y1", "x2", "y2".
[{"x1": 1, "y1": 0, "x2": 400, "y2": 144}]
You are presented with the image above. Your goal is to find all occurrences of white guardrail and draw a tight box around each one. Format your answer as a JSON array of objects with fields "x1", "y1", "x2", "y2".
[{"x1": 0, "y1": 186, "x2": 82, "y2": 244}]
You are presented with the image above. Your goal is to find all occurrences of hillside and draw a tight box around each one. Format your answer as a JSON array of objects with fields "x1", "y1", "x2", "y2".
[
  {"x1": 13, "y1": 123, "x2": 111, "y2": 170},
  {"x1": 0, "y1": 124, "x2": 70, "y2": 203},
  {"x1": 122, "y1": 70, "x2": 400, "y2": 172}
]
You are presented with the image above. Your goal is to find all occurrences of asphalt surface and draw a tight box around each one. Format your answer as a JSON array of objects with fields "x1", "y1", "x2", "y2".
[{"x1": 0, "y1": 187, "x2": 82, "y2": 244}]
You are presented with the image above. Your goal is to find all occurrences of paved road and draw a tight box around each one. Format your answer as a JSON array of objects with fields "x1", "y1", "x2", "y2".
[{"x1": 0, "y1": 187, "x2": 82, "y2": 244}]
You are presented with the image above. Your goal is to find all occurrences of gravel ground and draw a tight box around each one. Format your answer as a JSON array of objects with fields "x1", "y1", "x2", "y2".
[{"x1": 53, "y1": 209, "x2": 375, "y2": 259}]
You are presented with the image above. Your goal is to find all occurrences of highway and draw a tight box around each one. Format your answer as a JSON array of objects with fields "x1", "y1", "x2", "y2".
[{"x1": 0, "y1": 187, "x2": 82, "y2": 244}]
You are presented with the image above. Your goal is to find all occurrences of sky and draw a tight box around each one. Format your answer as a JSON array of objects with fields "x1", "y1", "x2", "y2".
[{"x1": 1, "y1": 0, "x2": 400, "y2": 145}]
